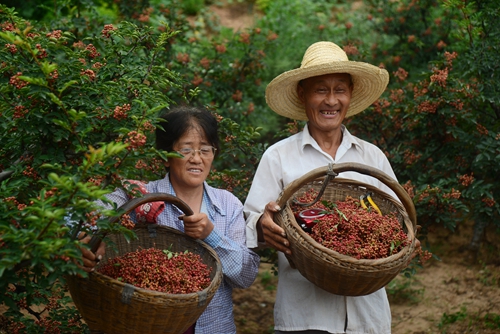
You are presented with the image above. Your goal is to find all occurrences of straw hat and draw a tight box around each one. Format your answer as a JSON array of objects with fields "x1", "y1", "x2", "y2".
[{"x1": 265, "y1": 41, "x2": 389, "y2": 121}]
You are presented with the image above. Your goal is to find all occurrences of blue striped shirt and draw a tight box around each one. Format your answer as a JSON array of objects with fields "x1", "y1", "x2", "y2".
[{"x1": 102, "y1": 174, "x2": 260, "y2": 334}]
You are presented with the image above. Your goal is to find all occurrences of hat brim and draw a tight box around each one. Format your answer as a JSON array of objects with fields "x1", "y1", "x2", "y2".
[{"x1": 265, "y1": 62, "x2": 389, "y2": 121}]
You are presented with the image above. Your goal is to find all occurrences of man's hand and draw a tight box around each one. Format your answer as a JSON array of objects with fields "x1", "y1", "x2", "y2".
[
  {"x1": 403, "y1": 237, "x2": 422, "y2": 268},
  {"x1": 258, "y1": 201, "x2": 291, "y2": 255},
  {"x1": 411, "y1": 238, "x2": 421, "y2": 260},
  {"x1": 407, "y1": 225, "x2": 422, "y2": 265}
]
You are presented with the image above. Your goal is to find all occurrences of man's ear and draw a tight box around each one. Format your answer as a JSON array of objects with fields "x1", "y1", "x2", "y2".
[{"x1": 296, "y1": 83, "x2": 305, "y2": 104}]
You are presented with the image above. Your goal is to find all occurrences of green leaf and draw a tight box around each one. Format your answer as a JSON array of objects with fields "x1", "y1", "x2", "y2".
[
  {"x1": 47, "y1": 93, "x2": 63, "y2": 106},
  {"x1": 40, "y1": 61, "x2": 57, "y2": 76},
  {"x1": 155, "y1": 148, "x2": 183, "y2": 161},
  {"x1": 18, "y1": 76, "x2": 47, "y2": 87},
  {"x1": 53, "y1": 119, "x2": 71, "y2": 130},
  {"x1": 67, "y1": 109, "x2": 86, "y2": 121},
  {"x1": 59, "y1": 80, "x2": 78, "y2": 94},
  {"x1": 104, "y1": 142, "x2": 128, "y2": 156}
]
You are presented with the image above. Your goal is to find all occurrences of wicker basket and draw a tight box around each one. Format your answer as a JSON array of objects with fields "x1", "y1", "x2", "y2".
[
  {"x1": 274, "y1": 162, "x2": 417, "y2": 297},
  {"x1": 66, "y1": 194, "x2": 223, "y2": 334}
]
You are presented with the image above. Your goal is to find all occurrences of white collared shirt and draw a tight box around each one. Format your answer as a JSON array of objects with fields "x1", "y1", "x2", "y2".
[{"x1": 244, "y1": 124, "x2": 396, "y2": 333}]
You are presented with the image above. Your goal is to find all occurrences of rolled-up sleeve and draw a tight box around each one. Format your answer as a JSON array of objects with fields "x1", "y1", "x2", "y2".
[
  {"x1": 243, "y1": 148, "x2": 285, "y2": 248},
  {"x1": 204, "y1": 201, "x2": 260, "y2": 288}
]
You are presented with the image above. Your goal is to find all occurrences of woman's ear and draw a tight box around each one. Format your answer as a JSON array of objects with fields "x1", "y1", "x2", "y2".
[{"x1": 163, "y1": 160, "x2": 170, "y2": 168}]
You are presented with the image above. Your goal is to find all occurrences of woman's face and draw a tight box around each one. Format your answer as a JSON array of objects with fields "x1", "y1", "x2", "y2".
[
  {"x1": 167, "y1": 125, "x2": 215, "y2": 191},
  {"x1": 297, "y1": 73, "x2": 353, "y2": 135}
]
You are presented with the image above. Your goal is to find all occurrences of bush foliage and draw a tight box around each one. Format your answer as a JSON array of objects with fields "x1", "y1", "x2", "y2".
[{"x1": 1, "y1": 0, "x2": 499, "y2": 332}]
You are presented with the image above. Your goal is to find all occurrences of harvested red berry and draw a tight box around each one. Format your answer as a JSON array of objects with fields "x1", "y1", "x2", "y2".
[
  {"x1": 292, "y1": 190, "x2": 409, "y2": 260},
  {"x1": 97, "y1": 247, "x2": 212, "y2": 294}
]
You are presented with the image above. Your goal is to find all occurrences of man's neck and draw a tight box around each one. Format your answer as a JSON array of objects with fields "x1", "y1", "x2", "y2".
[{"x1": 308, "y1": 124, "x2": 344, "y2": 159}]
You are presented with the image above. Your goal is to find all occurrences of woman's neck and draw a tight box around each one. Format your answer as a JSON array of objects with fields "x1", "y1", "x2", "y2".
[{"x1": 171, "y1": 184, "x2": 204, "y2": 213}]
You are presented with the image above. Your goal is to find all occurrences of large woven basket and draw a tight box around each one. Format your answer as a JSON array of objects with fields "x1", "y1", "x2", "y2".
[
  {"x1": 275, "y1": 162, "x2": 417, "y2": 296},
  {"x1": 66, "y1": 194, "x2": 223, "y2": 334}
]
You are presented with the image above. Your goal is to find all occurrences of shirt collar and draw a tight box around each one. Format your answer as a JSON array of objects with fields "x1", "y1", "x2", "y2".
[
  {"x1": 163, "y1": 173, "x2": 226, "y2": 217},
  {"x1": 301, "y1": 123, "x2": 364, "y2": 154},
  {"x1": 203, "y1": 182, "x2": 226, "y2": 216}
]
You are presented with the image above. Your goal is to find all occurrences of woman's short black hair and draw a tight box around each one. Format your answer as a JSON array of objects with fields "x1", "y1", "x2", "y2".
[{"x1": 156, "y1": 105, "x2": 220, "y2": 156}]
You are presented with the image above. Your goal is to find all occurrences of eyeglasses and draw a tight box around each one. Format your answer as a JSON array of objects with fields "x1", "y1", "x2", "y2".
[{"x1": 176, "y1": 146, "x2": 217, "y2": 158}]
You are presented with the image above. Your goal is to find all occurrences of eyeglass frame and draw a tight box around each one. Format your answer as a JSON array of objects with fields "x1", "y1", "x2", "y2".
[{"x1": 175, "y1": 146, "x2": 217, "y2": 158}]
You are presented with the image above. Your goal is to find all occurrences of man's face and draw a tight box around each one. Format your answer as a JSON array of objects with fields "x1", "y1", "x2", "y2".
[{"x1": 297, "y1": 73, "x2": 353, "y2": 134}]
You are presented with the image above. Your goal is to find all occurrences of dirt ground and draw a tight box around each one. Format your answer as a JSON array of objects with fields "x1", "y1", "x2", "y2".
[
  {"x1": 232, "y1": 220, "x2": 500, "y2": 334},
  {"x1": 207, "y1": 1, "x2": 257, "y2": 31}
]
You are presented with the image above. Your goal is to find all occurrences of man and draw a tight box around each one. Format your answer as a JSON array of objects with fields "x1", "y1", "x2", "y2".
[{"x1": 244, "y1": 41, "x2": 412, "y2": 333}]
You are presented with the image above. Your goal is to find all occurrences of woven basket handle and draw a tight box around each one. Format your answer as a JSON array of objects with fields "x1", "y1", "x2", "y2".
[
  {"x1": 89, "y1": 193, "x2": 193, "y2": 253},
  {"x1": 276, "y1": 162, "x2": 417, "y2": 228}
]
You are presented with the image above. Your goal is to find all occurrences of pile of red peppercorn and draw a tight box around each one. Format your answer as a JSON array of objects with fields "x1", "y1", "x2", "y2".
[
  {"x1": 97, "y1": 247, "x2": 212, "y2": 294},
  {"x1": 292, "y1": 190, "x2": 409, "y2": 260}
]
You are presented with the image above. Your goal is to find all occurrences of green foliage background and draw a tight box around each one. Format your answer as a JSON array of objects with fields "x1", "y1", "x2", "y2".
[{"x1": 0, "y1": 0, "x2": 499, "y2": 332}]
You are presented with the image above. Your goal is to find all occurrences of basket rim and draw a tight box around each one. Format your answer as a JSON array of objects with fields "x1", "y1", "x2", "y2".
[
  {"x1": 277, "y1": 162, "x2": 418, "y2": 228},
  {"x1": 280, "y1": 177, "x2": 417, "y2": 265},
  {"x1": 90, "y1": 224, "x2": 223, "y2": 298}
]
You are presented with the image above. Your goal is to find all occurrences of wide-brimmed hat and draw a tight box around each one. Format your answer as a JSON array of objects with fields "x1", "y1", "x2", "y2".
[{"x1": 265, "y1": 41, "x2": 389, "y2": 121}]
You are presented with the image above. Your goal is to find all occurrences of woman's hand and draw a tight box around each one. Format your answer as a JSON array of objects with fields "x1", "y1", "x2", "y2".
[
  {"x1": 258, "y1": 201, "x2": 291, "y2": 255},
  {"x1": 180, "y1": 212, "x2": 214, "y2": 240},
  {"x1": 78, "y1": 233, "x2": 106, "y2": 273}
]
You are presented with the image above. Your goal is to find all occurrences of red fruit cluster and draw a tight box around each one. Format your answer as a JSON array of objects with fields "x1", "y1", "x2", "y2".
[
  {"x1": 101, "y1": 24, "x2": 116, "y2": 38},
  {"x1": 125, "y1": 130, "x2": 146, "y2": 149},
  {"x1": 292, "y1": 190, "x2": 409, "y2": 260},
  {"x1": 98, "y1": 247, "x2": 212, "y2": 294},
  {"x1": 9, "y1": 72, "x2": 29, "y2": 89}
]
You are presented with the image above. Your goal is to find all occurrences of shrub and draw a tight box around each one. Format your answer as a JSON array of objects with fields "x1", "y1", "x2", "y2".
[
  {"x1": 347, "y1": 0, "x2": 500, "y2": 253},
  {"x1": 0, "y1": 3, "x2": 186, "y2": 331},
  {"x1": 0, "y1": 0, "x2": 270, "y2": 330}
]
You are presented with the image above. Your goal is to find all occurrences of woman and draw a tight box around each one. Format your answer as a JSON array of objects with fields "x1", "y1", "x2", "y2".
[{"x1": 82, "y1": 105, "x2": 260, "y2": 334}]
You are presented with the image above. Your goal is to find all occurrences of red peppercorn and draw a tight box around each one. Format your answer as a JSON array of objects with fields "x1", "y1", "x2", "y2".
[
  {"x1": 292, "y1": 191, "x2": 409, "y2": 260},
  {"x1": 97, "y1": 247, "x2": 212, "y2": 293}
]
